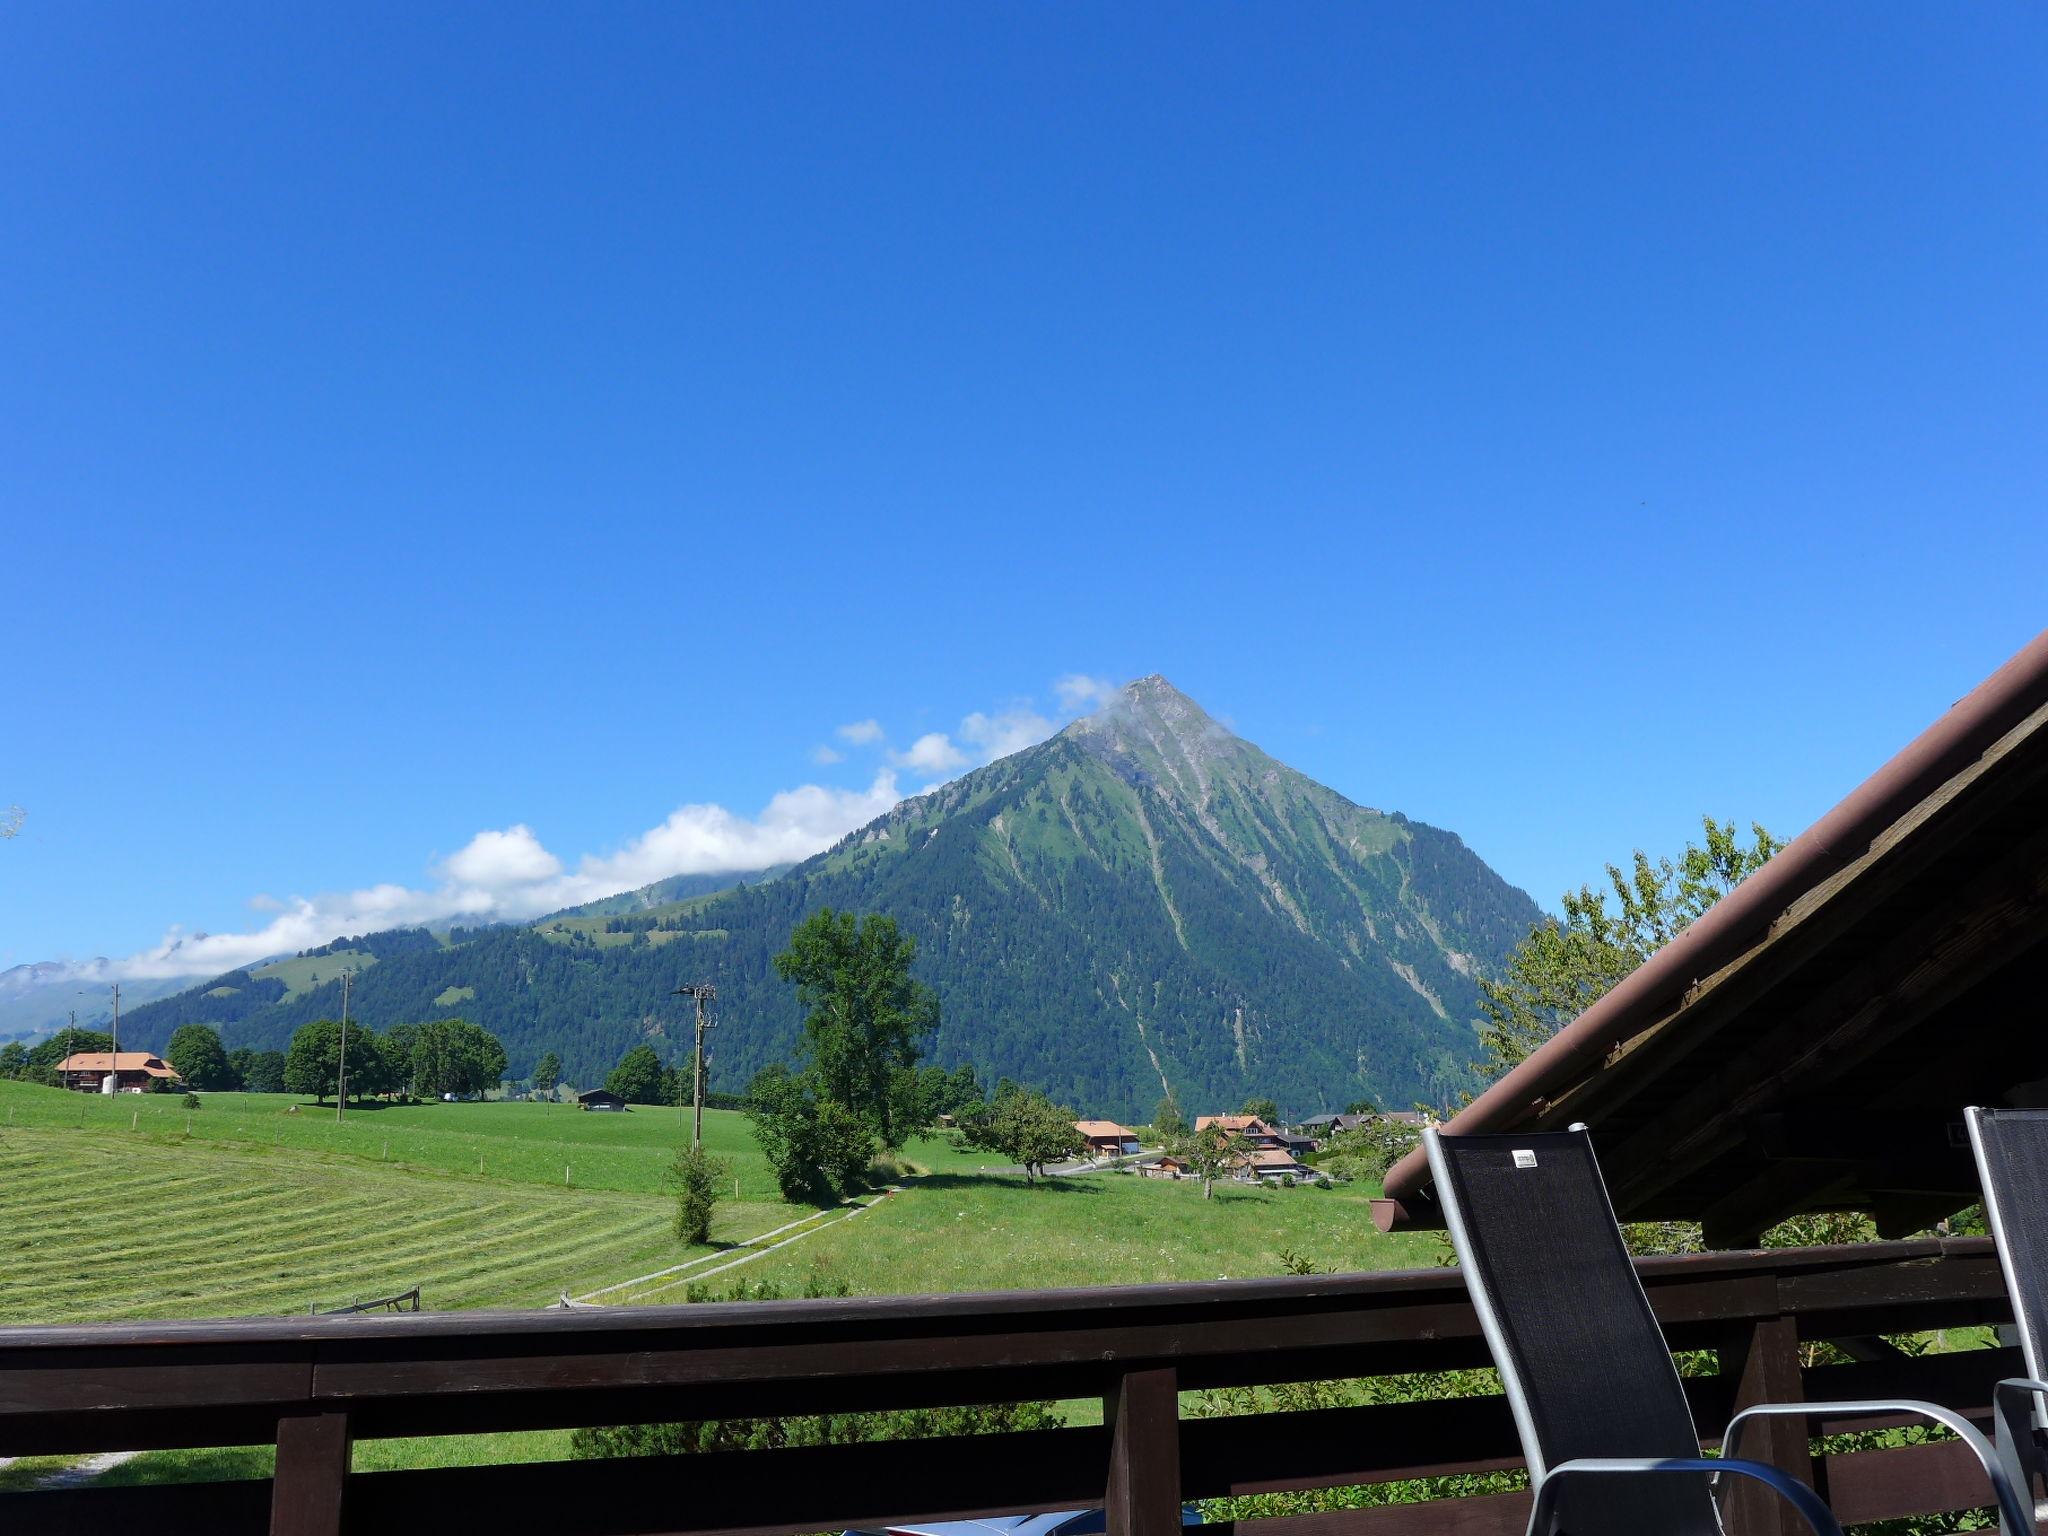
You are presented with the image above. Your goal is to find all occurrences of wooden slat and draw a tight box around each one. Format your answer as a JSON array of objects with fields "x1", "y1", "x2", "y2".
[
  {"x1": 271, "y1": 1411, "x2": 350, "y2": 1536},
  {"x1": 1106, "y1": 1367, "x2": 1181, "y2": 1536}
]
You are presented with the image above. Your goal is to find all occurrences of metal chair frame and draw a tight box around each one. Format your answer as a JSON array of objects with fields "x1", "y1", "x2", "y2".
[{"x1": 1425, "y1": 1122, "x2": 2032, "y2": 1536}]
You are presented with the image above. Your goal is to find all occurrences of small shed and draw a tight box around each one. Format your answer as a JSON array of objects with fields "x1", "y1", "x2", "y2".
[{"x1": 578, "y1": 1089, "x2": 628, "y2": 1112}]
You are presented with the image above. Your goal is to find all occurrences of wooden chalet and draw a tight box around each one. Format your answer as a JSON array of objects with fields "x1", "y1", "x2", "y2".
[
  {"x1": 577, "y1": 1089, "x2": 628, "y2": 1112},
  {"x1": 1074, "y1": 1120, "x2": 1139, "y2": 1158},
  {"x1": 55, "y1": 1051, "x2": 179, "y2": 1093},
  {"x1": 6, "y1": 629, "x2": 2048, "y2": 1536},
  {"x1": 1192, "y1": 1114, "x2": 1283, "y2": 1148},
  {"x1": 1242, "y1": 1147, "x2": 1315, "y2": 1182}
]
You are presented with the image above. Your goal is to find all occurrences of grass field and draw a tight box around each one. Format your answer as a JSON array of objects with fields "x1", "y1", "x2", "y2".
[
  {"x1": 690, "y1": 1167, "x2": 1443, "y2": 1295},
  {"x1": 0, "y1": 1079, "x2": 973, "y2": 1199},
  {"x1": 0, "y1": 1127, "x2": 744, "y2": 1319}
]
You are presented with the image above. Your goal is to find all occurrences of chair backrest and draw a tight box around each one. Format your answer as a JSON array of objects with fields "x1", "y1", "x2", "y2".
[
  {"x1": 1425, "y1": 1125, "x2": 1720, "y2": 1536},
  {"x1": 1965, "y1": 1106, "x2": 2048, "y2": 1384}
]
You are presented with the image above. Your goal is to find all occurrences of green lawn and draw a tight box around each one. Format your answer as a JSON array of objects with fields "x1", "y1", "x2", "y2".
[
  {"x1": 687, "y1": 1167, "x2": 1444, "y2": 1296},
  {"x1": 0, "y1": 1079, "x2": 935, "y2": 1200}
]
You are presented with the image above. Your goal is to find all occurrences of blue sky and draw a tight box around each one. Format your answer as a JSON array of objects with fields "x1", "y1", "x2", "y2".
[{"x1": 4, "y1": 4, "x2": 2044, "y2": 977}]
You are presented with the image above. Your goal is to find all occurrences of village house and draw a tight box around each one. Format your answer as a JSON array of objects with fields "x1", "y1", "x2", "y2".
[
  {"x1": 1193, "y1": 1114, "x2": 1284, "y2": 1149},
  {"x1": 1074, "y1": 1120, "x2": 1140, "y2": 1158},
  {"x1": 1242, "y1": 1147, "x2": 1317, "y2": 1183},
  {"x1": 56, "y1": 1051, "x2": 180, "y2": 1094}
]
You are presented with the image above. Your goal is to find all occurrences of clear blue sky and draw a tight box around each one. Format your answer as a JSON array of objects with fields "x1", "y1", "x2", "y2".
[{"x1": 5, "y1": 4, "x2": 2044, "y2": 975}]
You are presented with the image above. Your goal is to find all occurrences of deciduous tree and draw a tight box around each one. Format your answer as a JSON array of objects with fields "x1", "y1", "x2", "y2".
[
  {"x1": 166, "y1": 1024, "x2": 235, "y2": 1090},
  {"x1": 607, "y1": 1044, "x2": 666, "y2": 1105},
  {"x1": 773, "y1": 909, "x2": 937, "y2": 1149},
  {"x1": 284, "y1": 1020, "x2": 344, "y2": 1103},
  {"x1": 1474, "y1": 816, "x2": 1780, "y2": 1085},
  {"x1": 956, "y1": 1084, "x2": 1086, "y2": 1184}
]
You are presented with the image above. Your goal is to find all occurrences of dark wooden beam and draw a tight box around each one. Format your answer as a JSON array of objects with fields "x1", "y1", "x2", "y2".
[
  {"x1": 1106, "y1": 1367, "x2": 1181, "y2": 1536},
  {"x1": 270, "y1": 1411, "x2": 350, "y2": 1536}
]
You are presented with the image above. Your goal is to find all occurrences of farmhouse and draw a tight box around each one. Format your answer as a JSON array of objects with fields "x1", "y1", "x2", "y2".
[
  {"x1": 1193, "y1": 1114, "x2": 1283, "y2": 1148},
  {"x1": 577, "y1": 1089, "x2": 628, "y2": 1112},
  {"x1": 1074, "y1": 1120, "x2": 1139, "y2": 1157},
  {"x1": 1243, "y1": 1147, "x2": 1315, "y2": 1183},
  {"x1": 1143, "y1": 1155, "x2": 1189, "y2": 1179},
  {"x1": 56, "y1": 1051, "x2": 180, "y2": 1094}
]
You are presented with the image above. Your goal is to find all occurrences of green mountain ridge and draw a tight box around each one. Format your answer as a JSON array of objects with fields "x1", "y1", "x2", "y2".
[{"x1": 116, "y1": 678, "x2": 1539, "y2": 1120}]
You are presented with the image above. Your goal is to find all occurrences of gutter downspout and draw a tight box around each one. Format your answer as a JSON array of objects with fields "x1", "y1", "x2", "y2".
[{"x1": 1374, "y1": 626, "x2": 2048, "y2": 1232}]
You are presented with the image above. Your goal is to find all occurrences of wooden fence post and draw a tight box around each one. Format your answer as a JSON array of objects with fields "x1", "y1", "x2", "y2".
[
  {"x1": 271, "y1": 1409, "x2": 351, "y2": 1536},
  {"x1": 1720, "y1": 1314, "x2": 1809, "y2": 1536},
  {"x1": 1106, "y1": 1367, "x2": 1180, "y2": 1536}
]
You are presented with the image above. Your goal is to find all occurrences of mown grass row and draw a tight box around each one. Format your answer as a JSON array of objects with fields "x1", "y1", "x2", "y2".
[{"x1": 0, "y1": 1129, "x2": 795, "y2": 1321}]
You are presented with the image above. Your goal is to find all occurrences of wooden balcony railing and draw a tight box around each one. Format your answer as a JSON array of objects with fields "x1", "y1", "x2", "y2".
[{"x1": 0, "y1": 1236, "x2": 2022, "y2": 1536}]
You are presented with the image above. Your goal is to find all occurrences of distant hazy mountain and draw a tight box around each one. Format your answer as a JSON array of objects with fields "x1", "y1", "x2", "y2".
[
  {"x1": 114, "y1": 678, "x2": 1539, "y2": 1119},
  {"x1": 0, "y1": 962, "x2": 188, "y2": 1043}
]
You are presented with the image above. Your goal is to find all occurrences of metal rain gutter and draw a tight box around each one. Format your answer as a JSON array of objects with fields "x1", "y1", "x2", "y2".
[{"x1": 1373, "y1": 626, "x2": 2048, "y2": 1232}]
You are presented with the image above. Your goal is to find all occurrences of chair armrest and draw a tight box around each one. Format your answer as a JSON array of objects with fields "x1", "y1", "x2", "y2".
[
  {"x1": 1529, "y1": 1457, "x2": 1842, "y2": 1536},
  {"x1": 1722, "y1": 1398, "x2": 2033, "y2": 1536},
  {"x1": 1992, "y1": 1378, "x2": 2048, "y2": 1524}
]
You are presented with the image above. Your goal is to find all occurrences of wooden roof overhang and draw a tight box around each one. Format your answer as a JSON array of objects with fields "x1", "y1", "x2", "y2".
[{"x1": 1377, "y1": 628, "x2": 2048, "y2": 1246}]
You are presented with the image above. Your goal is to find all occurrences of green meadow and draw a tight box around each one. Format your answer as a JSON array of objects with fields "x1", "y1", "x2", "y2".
[{"x1": 682, "y1": 1168, "x2": 1442, "y2": 1296}]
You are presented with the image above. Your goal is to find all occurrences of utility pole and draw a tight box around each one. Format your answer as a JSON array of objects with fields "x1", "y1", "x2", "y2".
[
  {"x1": 672, "y1": 983, "x2": 716, "y2": 1148},
  {"x1": 336, "y1": 969, "x2": 352, "y2": 1123},
  {"x1": 109, "y1": 983, "x2": 121, "y2": 1096}
]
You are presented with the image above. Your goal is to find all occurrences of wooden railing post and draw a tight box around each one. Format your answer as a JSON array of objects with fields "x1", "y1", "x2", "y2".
[
  {"x1": 271, "y1": 1410, "x2": 351, "y2": 1536},
  {"x1": 1720, "y1": 1314, "x2": 1809, "y2": 1536},
  {"x1": 1105, "y1": 1367, "x2": 1180, "y2": 1536}
]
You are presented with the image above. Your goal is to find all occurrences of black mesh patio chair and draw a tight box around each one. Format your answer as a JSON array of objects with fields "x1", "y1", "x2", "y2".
[
  {"x1": 1424, "y1": 1123, "x2": 2031, "y2": 1536},
  {"x1": 1965, "y1": 1106, "x2": 2048, "y2": 1520}
]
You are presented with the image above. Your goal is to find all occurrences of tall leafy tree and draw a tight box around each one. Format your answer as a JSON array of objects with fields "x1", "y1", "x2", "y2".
[
  {"x1": 607, "y1": 1044, "x2": 665, "y2": 1105},
  {"x1": 773, "y1": 909, "x2": 937, "y2": 1149},
  {"x1": 533, "y1": 1050, "x2": 562, "y2": 1098},
  {"x1": 283, "y1": 1020, "x2": 344, "y2": 1103},
  {"x1": 1474, "y1": 816, "x2": 1781, "y2": 1085},
  {"x1": 410, "y1": 1020, "x2": 509, "y2": 1099},
  {"x1": 237, "y1": 1049, "x2": 287, "y2": 1093},
  {"x1": 166, "y1": 1024, "x2": 235, "y2": 1090}
]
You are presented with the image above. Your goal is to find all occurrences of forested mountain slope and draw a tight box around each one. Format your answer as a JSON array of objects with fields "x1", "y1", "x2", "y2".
[{"x1": 118, "y1": 679, "x2": 1539, "y2": 1119}]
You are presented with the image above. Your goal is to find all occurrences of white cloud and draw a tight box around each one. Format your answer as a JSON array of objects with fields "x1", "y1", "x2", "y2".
[
  {"x1": 440, "y1": 824, "x2": 562, "y2": 886},
  {"x1": 1054, "y1": 674, "x2": 1119, "y2": 713},
  {"x1": 961, "y1": 707, "x2": 1058, "y2": 760},
  {"x1": 892, "y1": 732, "x2": 969, "y2": 775},
  {"x1": 91, "y1": 671, "x2": 1139, "y2": 983},
  {"x1": 107, "y1": 770, "x2": 904, "y2": 981}
]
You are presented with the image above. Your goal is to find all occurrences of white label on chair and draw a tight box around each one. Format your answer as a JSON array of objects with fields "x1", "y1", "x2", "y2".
[{"x1": 1512, "y1": 1149, "x2": 1537, "y2": 1168}]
